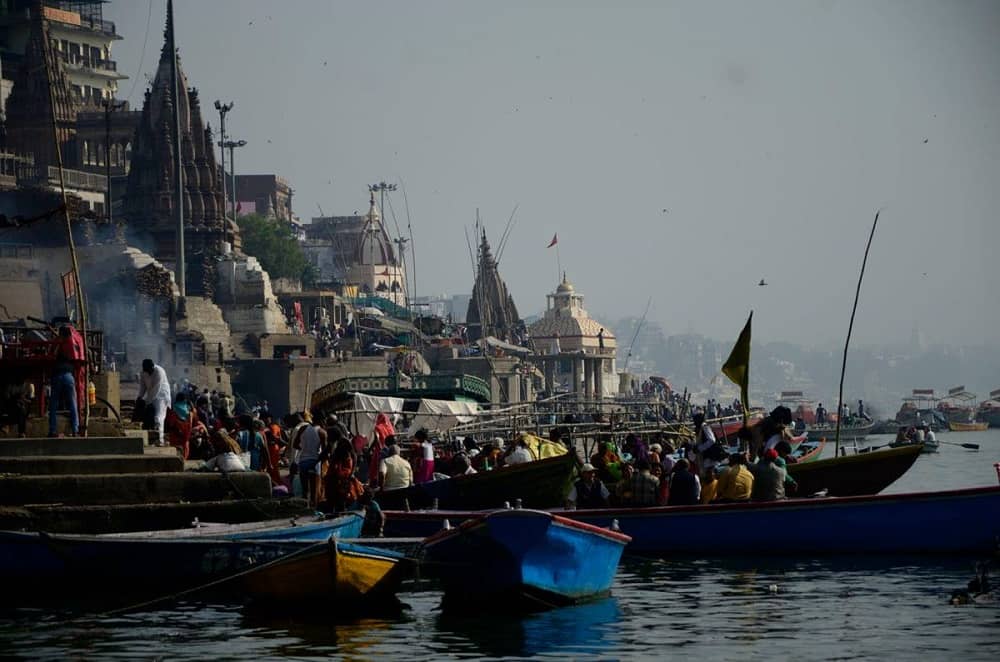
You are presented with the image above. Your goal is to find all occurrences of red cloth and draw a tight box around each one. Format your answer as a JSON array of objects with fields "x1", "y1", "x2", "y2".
[{"x1": 55, "y1": 326, "x2": 88, "y2": 427}]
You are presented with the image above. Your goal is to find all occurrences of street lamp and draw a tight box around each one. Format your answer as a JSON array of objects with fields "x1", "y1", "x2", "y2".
[
  {"x1": 222, "y1": 139, "x2": 247, "y2": 217},
  {"x1": 214, "y1": 100, "x2": 233, "y2": 220}
]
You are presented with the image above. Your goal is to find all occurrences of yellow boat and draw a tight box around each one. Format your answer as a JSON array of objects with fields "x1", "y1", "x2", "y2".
[
  {"x1": 243, "y1": 538, "x2": 409, "y2": 603},
  {"x1": 948, "y1": 421, "x2": 989, "y2": 432}
]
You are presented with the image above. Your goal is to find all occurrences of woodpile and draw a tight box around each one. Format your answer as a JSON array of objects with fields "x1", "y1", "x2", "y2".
[{"x1": 134, "y1": 263, "x2": 173, "y2": 299}]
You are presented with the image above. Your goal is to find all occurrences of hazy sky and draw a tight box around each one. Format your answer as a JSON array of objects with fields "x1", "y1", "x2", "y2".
[{"x1": 106, "y1": 0, "x2": 999, "y2": 348}]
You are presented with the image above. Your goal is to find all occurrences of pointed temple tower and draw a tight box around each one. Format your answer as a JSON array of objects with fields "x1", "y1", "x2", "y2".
[
  {"x1": 3, "y1": 6, "x2": 78, "y2": 167},
  {"x1": 122, "y1": 10, "x2": 238, "y2": 296},
  {"x1": 465, "y1": 232, "x2": 521, "y2": 343}
]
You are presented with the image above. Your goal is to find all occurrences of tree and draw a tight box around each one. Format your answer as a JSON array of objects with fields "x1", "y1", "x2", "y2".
[{"x1": 235, "y1": 213, "x2": 311, "y2": 283}]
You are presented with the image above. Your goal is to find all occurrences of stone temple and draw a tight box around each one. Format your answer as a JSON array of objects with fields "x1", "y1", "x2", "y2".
[{"x1": 121, "y1": 9, "x2": 239, "y2": 297}]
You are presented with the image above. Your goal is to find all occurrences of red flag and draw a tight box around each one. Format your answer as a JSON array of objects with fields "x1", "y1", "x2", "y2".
[{"x1": 547, "y1": 233, "x2": 558, "y2": 248}]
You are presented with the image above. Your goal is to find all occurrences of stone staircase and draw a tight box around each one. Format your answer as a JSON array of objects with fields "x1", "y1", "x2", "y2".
[
  {"x1": 229, "y1": 332, "x2": 259, "y2": 361},
  {"x1": 176, "y1": 296, "x2": 235, "y2": 361}
]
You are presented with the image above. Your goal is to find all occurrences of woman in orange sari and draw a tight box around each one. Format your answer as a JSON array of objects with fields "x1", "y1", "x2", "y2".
[{"x1": 165, "y1": 392, "x2": 197, "y2": 460}]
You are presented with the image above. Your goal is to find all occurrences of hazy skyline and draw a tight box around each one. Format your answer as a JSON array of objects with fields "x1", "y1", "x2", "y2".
[{"x1": 107, "y1": 1, "x2": 999, "y2": 348}]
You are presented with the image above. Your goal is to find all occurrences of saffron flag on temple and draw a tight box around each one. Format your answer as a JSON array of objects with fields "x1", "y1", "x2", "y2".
[
  {"x1": 547, "y1": 233, "x2": 558, "y2": 248},
  {"x1": 722, "y1": 311, "x2": 752, "y2": 423}
]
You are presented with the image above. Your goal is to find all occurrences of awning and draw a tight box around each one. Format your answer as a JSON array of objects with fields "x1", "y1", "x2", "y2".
[
  {"x1": 350, "y1": 393, "x2": 405, "y2": 440},
  {"x1": 409, "y1": 399, "x2": 480, "y2": 433},
  {"x1": 481, "y1": 335, "x2": 533, "y2": 356}
]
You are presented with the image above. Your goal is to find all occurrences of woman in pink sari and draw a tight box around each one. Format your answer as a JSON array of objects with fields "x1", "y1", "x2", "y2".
[
  {"x1": 413, "y1": 428, "x2": 435, "y2": 483},
  {"x1": 367, "y1": 412, "x2": 396, "y2": 487}
]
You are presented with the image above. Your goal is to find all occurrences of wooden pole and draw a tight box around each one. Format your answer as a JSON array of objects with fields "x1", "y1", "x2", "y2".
[
  {"x1": 835, "y1": 211, "x2": 880, "y2": 456},
  {"x1": 41, "y1": 14, "x2": 89, "y2": 433}
]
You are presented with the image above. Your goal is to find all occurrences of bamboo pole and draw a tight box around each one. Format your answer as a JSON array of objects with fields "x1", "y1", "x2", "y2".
[
  {"x1": 41, "y1": 16, "x2": 89, "y2": 434},
  {"x1": 835, "y1": 211, "x2": 880, "y2": 456}
]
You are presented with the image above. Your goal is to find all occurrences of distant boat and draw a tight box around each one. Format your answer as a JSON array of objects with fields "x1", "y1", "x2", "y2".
[
  {"x1": 805, "y1": 420, "x2": 875, "y2": 442},
  {"x1": 421, "y1": 509, "x2": 630, "y2": 609},
  {"x1": 948, "y1": 421, "x2": 989, "y2": 432},
  {"x1": 242, "y1": 538, "x2": 409, "y2": 604},
  {"x1": 377, "y1": 451, "x2": 578, "y2": 511}
]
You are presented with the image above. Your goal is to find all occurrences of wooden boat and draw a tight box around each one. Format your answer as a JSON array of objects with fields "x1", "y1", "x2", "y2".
[
  {"x1": 556, "y1": 486, "x2": 1000, "y2": 554},
  {"x1": 243, "y1": 538, "x2": 409, "y2": 603},
  {"x1": 98, "y1": 511, "x2": 364, "y2": 541},
  {"x1": 805, "y1": 421, "x2": 874, "y2": 442},
  {"x1": 792, "y1": 439, "x2": 825, "y2": 463},
  {"x1": 421, "y1": 509, "x2": 630, "y2": 609},
  {"x1": 709, "y1": 411, "x2": 764, "y2": 440},
  {"x1": 786, "y1": 444, "x2": 922, "y2": 496},
  {"x1": 388, "y1": 486, "x2": 1000, "y2": 555},
  {"x1": 377, "y1": 451, "x2": 578, "y2": 511},
  {"x1": 0, "y1": 530, "x2": 322, "y2": 592},
  {"x1": 948, "y1": 421, "x2": 989, "y2": 432}
]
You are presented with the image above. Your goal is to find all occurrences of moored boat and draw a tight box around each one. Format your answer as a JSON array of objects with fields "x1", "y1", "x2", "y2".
[
  {"x1": 0, "y1": 530, "x2": 321, "y2": 592},
  {"x1": 804, "y1": 421, "x2": 874, "y2": 442},
  {"x1": 555, "y1": 485, "x2": 1000, "y2": 554},
  {"x1": 376, "y1": 451, "x2": 578, "y2": 511},
  {"x1": 97, "y1": 511, "x2": 364, "y2": 541},
  {"x1": 242, "y1": 538, "x2": 409, "y2": 604},
  {"x1": 421, "y1": 509, "x2": 630, "y2": 609},
  {"x1": 786, "y1": 444, "x2": 922, "y2": 496}
]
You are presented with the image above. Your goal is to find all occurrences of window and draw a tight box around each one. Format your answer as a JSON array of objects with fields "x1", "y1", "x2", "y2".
[{"x1": 82, "y1": 140, "x2": 89, "y2": 165}]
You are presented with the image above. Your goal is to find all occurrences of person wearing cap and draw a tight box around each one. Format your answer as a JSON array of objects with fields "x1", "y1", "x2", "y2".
[
  {"x1": 751, "y1": 448, "x2": 789, "y2": 501},
  {"x1": 565, "y1": 463, "x2": 609, "y2": 509}
]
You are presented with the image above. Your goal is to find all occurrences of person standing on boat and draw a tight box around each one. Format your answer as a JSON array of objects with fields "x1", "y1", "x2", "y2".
[
  {"x1": 137, "y1": 358, "x2": 171, "y2": 444},
  {"x1": 412, "y1": 428, "x2": 436, "y2": 483},
  {"x1": 565, "y1": 463, "x2": 610, "y2": 509},
  {"x1": 857, "y1": 400, "x2": 872, "y2": 422},
  {"x1": 626, "y1": 458, "x2": 660, "y2": 506},
  {"x1": 816, "y1": 403, "x2": 827, "y2": 425}
]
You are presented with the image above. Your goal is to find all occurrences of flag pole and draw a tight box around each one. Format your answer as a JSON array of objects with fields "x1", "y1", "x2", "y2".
[{"x1": 556, "y1": 243, "x2": 562, "y2": 284}]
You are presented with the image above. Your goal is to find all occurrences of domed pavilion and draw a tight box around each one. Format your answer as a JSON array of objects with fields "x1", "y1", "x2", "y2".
[{"x1": 529, "y1": 274, "x2": 617, "y2": 399}]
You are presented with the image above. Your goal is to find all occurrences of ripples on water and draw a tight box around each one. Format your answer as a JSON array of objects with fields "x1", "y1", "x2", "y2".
[{"x1": 2, "y1": 431, "x2": 998, "y2": 660}]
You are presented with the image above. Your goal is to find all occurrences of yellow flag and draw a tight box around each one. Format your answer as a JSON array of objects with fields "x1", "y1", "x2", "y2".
[{"x1": 722, "y1": 311, "x2": 752, "y2": 419}]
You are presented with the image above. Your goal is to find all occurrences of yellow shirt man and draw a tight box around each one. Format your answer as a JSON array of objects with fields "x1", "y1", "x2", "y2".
[{"x1": 715, "y1": 464, "x2": 754, "y2": 501}]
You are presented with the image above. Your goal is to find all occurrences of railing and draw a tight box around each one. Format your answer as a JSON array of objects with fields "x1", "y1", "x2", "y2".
[
  {"x1": 0, "y1": 243, "x2": 33, "y2": 259},
  {"x1": 44, "y1": 165, "x2": 107, "y2": 191}
]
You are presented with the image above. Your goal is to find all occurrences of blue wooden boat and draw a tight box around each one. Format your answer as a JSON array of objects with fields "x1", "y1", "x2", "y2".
[
  {"x1": 559, "y1": 486, "x2": 1000, "y2": 555},
  {"x1": 97, "y1": 511, "x2": 364, "y2": 542},
  {"x1": 421, "y1": 509, "x2": 630, "y2": 609},
  {"x1": 382, "y1": 486, "x2": 1000, "y2": 554}
]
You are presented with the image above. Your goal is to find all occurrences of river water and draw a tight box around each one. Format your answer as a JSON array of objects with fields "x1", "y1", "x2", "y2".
[{"x1": 2, "y1": 430, "x2": 998, "y2": 660}]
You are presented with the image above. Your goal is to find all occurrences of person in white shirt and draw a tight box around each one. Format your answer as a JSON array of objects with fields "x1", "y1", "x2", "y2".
[
  {"x1": 137, "y1": 359, "x2": 171, "y2": 444},
  {"x1": 505, "y1": 435, "x2": 535, "y2": 465},
  {"x1": 380, "y1": 444, "x2": 414, "y2": 489},
  {"x1": 200, "y1": 430, "x2": 247, "y2": 472}
]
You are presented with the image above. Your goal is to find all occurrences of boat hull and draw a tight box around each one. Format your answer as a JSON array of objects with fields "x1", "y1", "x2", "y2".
[
  {"x1": 786, "y1": 444, "x2": 921, "y2": 496},
  {"x1": 805, "y1": 422, "x2": 874, "y2": 442},
  {"x1": 422, "y1": 509, "x2": 629, "y2": 608},
  {"x1": 0, "y1": 531, "x2": 323, "y2": 592},
  {"x1": 559, "y1": 486, "x2": 1000, "y2": 554},
  {"x1": 243, "y1": 539, "x2": 408, "y2": 603},
  {"x1": 948, "y1": 421, "x2": 989, "y2": 432},
  {"x1": 97, "y1": 512, "x2": 364, "y2": 541},
  {"x1": 377, "y1": 452, "x2": 577, "y2": 511}
]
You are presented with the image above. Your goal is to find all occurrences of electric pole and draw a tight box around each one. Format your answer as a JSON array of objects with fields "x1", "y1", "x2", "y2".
[
  {"x1": 222, "y1": 139, "x2": 247, "y2": 216},
  {"x1": 214, "y1": 100, "x2": 233, "y2": 220},
  {"x1": 102, "y1": 98, "x2": 126, "y2": 224}
]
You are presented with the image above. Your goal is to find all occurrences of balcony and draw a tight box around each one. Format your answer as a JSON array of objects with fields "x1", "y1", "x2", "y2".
[{"x1": 57, "y1": 52, "x2": 121, "y2": 77}]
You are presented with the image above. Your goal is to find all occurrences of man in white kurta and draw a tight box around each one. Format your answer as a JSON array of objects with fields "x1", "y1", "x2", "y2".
[{"x1": 137, "y1": 358, "x2": 171, "y2": 443}]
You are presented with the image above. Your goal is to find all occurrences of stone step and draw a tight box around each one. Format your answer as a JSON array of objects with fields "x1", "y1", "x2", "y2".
[
  {"x1": 0, "y1": 472, "x2": 272, "y2": 506},
  {"x1": 0, "y1": 454, "x2": 184, "y2": 476},
  {"x1": 0, "y1": 437, "x2": 145, "y2": 458}
]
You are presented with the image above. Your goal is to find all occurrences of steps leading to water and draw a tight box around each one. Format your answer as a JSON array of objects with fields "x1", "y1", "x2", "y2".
[
  {"x1": 0, "y1": 454, "x2": 184, "y2": 476},
  {"x1": 0, "y1": 437, "x2": 145, "y2": 457}
]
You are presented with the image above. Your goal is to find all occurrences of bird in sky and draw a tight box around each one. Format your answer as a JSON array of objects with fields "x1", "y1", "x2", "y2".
[{"x1": 758, "y1": 279, "x2": 768, "y2": 287}]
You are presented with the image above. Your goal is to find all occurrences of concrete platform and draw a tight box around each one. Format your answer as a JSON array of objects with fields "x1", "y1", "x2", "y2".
[
  {"x1": 0, "y1": 454, "x2": 184, "y2": 476},
  {"x1": 0, "y1": 471, "x2": 272, "y2": 506},
  {"x1": 0, "y1": 437, "x2": 145, "y2": 458},
  {"x1": 0, "y1": 498, "x2": 312, "y2": 534}
]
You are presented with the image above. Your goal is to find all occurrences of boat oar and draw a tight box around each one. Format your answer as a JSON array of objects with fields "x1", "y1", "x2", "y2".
[{"x1": 940, "y1": 440, "x2": 980, "y2": 451}]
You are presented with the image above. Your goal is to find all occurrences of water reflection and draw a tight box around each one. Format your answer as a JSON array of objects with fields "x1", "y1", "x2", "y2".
[{"x1": 435, "y1": 596, "x2": 623, "y2": 658}]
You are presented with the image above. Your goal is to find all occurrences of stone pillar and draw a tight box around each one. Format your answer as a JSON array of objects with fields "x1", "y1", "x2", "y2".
[
  {"x1": 572, "y1": 357, "x2": 581, "y2": 397},
  {"x1": 544, "y1": 358, "x2": 555, "y2": 395},
  {"x1": 593, "y1": 358, "x2": 603, "y2": 401},
  {"x1": 584, "y1": 358, "x2": 594, "y2": 401}
]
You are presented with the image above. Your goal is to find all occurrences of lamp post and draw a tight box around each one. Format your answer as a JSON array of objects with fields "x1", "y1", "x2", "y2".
[
  {"x1": 213, "y1": 100, "x2": 233, "y2": 220},
  {"x1": 370, "y1": 181, "x2": 398, "y2": 301},
  {"x1": 222, "y1": 139, "x2": 246, "y2": 217}
]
